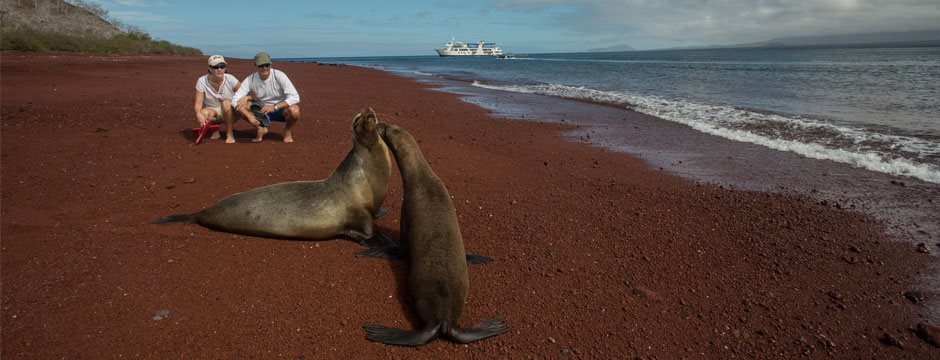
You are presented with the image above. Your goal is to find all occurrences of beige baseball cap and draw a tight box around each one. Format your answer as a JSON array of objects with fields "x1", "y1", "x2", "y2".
[
  {"x1": 254, "y1": 52, "x2": 272, "y2": 66},
  {"x1": 208, "y1": 55, "x2": 226, "y2": 66}
]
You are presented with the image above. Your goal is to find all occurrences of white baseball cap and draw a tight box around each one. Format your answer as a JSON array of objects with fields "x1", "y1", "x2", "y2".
[{"x1": 208, "y1": 55, "x2": 226, "y2": 66}]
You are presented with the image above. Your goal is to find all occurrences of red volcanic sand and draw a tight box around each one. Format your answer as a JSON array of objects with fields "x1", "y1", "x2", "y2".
[{"x1": 2, "y1": 52, "x2": 937, "y2": 358}]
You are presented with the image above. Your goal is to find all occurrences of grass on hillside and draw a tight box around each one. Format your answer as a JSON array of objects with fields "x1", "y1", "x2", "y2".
[{"x1": 1, "y1": 28, "x2": 202, "y2": 55}]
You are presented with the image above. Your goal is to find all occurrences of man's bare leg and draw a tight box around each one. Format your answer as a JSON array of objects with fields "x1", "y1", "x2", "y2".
[
  {"x1": 238, "y1": 107, "x2": 267, "y2": 142},
  {"x1": 283, "y1": 105, "x2": 301, "y2": 143},
  {"x1": 254, "y1": 126, "x2": 268, "y2": 142}
]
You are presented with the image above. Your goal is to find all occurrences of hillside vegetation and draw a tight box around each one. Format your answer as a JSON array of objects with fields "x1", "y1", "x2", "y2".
[{"x1": 0, "y1": 0, "x2": 201, "y2": 55}]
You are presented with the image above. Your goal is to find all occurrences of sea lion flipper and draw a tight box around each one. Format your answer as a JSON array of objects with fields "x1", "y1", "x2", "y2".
[
  {"x1": 363, "y1": 323, "x2": 438, "y2": 346},
  {"x1": 465, "y1": 253, "x2": 494, "y2": 265},
  {"x1": 342, "y1": 211, "x2": 379, "y2": 245},
  {"x1": 375, "y1": 229, "x2": 395, "y2": 247},
  {"x1": 446, "y1": 316, "x2": 511, "y2": 344},
  {"x1": 372, "y1": 208, "x2": 389, "y2": 219},
  {"x1": 357, "y1": 245, "x2": 405, "y2": 260}
]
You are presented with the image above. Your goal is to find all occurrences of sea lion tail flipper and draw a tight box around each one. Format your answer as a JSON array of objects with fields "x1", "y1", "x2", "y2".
[
  {"x1": 357, "y1": 245, "x2": 405, "y2": 260},
  {"x1": 446, "y1": 316, "x2": 511, "y2": 344},
  {"x1": 465, "y1": 253, "x2": 494, "y2": 265},
  {"x1": 372, "y1": 208, "x2": 389, "y2": 219},
  {"x1": 375, "y1": 229, "x2": 395, "y2": 247},
  {"x1": 363, "y1": 323, "x2": 438, "y2": 346},
  {"x1": 150, "y1": 213, "x2": 197, "y2": 224}
]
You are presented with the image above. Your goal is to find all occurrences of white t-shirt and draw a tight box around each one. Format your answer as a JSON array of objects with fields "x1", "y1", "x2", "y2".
[
  {"x1": 195, "y1": 73, "x2": 239, "y2": 109},
  {"x1": 231, "y1": 68, "x2": 300, "y2": 107}
]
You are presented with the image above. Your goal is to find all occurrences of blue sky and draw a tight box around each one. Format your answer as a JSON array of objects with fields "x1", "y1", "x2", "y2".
[{"x1": 95, "y1": 0, "x2": 940, "y2": 58}]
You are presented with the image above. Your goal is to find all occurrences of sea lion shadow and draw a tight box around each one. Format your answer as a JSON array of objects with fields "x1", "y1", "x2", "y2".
[{"x1": 193, "y1": 222, "x2": 384, "y2": 245}]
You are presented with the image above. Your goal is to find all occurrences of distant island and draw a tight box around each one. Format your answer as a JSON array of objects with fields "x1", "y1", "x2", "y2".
[
  {"x1": 659, "y1": 30, "x2": 940, "y2": 50},
  {"x1": 582, "y1": 30, "x2": 940, "y2": 53},
  {"x1": 586, "y1": 44, "x2": 636, "y2": 52}
]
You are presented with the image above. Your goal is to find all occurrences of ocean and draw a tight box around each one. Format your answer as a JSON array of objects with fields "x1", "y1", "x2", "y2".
[{"x1": 299, "y1": 47, "x2": 940, "y2": 248}]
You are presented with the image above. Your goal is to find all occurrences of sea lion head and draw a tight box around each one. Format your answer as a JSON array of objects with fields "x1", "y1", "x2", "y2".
[
  {"x1": 376, "y1": 121, "x2": 391, "y2": 137},
  {"x1": 377, "y1": 123, "x2": 407, "y2": 153},
  {"x1": 352, "y1": 107, "x2": 381, "y2": 147},
  {"x1": 377, "y1": 122, "x2": 426, "y2": 167}
]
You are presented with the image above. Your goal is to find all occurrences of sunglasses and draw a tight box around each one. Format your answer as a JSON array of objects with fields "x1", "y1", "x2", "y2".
[
  {"x1": 209, "y1": 64, "x2": 226, "y2": 69},
  {"x1": 257, "y1": 63, "x2": 271, "y2": 69}
]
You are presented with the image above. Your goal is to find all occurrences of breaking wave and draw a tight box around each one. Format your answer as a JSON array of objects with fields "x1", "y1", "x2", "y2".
[{"x1": 472, "y1": 81, "x2": 940, "y2": 184}]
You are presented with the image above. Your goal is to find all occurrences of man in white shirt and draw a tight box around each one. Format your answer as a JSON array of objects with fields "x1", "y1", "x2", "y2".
[{"x1": 232, "y1": 52, "x2": 301, "y2": 143}]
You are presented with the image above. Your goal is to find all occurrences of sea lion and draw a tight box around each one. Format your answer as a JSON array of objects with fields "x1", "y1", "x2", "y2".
[
  {"x1": 152, "y1": 107, "x2": 392, "y2": 246},
  {"x1": 361, "y1": 123, "x2": 509, "y2": 346}
]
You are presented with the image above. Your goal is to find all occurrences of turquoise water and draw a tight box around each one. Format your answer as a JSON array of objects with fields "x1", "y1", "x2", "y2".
[{"x1": 305, "y1": 46, "x2": 940, "y2": 183}]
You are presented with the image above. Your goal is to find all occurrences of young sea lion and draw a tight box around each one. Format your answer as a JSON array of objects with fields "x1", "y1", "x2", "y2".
[
  {"x1": 152, "y1": 107, "x2": 392, "y2": 246},
  {"x1": 361, "y1": 123, "x2": 509, "y2": 346}
]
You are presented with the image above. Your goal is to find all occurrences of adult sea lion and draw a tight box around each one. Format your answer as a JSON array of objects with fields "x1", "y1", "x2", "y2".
[
  {"x1": 361, "y1": 123, "x2": 509, "y2": 346},
  {"x1": 152, "y1": 107, "x2": 392, "y2": 246}
]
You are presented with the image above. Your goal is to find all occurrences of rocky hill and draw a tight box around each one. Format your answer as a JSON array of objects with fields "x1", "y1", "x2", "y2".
[
  {"x1": 0, "y1": 0, "x2": 200, "y2": 55},
  {"x1": 0, "y1": 0, "x2": 121, "y2": 38}
]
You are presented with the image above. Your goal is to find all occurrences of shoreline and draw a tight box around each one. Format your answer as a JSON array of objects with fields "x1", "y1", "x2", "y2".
[{"x1": 2, "y1": 52, "x2": 937, "y2": 357}]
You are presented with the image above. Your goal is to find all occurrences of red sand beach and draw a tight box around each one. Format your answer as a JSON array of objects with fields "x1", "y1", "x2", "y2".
[{"x1": 2, "y1": 52, "x2": 937, "y2": 358}]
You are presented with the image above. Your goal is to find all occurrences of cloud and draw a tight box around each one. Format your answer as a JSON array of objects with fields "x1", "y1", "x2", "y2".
[{"x1": 491, "y1": 0, "x2": 940, "y2": 48}]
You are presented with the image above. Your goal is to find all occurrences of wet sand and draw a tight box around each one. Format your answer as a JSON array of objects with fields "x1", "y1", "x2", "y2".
[{"x1": 2, "y1": 52, "x2": 937, "y2": 358}]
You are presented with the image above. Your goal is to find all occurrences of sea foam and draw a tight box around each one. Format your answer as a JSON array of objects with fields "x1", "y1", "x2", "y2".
[{"x1": 471, "y1": 81, "x2": 940, "y2": 184}]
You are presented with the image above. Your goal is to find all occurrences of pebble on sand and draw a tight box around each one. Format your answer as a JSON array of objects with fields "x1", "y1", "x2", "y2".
[{"x1": 152, "y1": 309, "x2": 170, "y2": 321}]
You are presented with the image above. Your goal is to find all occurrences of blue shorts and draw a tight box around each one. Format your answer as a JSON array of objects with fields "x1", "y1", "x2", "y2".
[
  {"x1": 250, "y1": 100, "x2": 288, "y2": 123},
  {"x1": 266, "y1": 107, "x2": 287, "y2": 122}
]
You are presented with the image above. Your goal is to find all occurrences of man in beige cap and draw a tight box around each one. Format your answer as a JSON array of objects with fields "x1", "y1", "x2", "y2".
[
  {"x1": 194, "y1": 54, "x2": 242, "y2": 143},
  {"x1": 232, "y1": 52, "x2": 301, "y2": 143}
]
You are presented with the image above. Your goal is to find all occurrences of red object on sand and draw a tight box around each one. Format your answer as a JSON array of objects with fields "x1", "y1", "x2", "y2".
[{"x1": 192, "y1": 123, "x2": 221, "y2": 144}]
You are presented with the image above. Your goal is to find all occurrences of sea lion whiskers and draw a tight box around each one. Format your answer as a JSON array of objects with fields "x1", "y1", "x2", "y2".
[
  {"x1": 371, "y1": 112, "x2": 402, "y2": 124},
  {"x1": 352, "y1": 107, "x2": 383, "y2": 148}
]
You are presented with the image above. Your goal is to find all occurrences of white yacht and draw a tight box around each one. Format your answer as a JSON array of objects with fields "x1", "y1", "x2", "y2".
[{"x1": 435, "y1": 38, "x2": 503, "y2": 57}]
